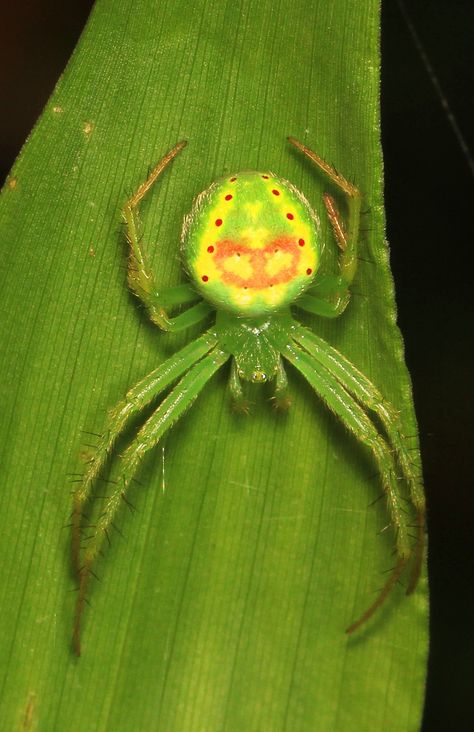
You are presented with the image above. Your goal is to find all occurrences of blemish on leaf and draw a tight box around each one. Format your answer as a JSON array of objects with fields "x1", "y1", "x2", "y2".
[
  {"x1": 20, "y1": 692, "x2": 37, "y2": 731},
  {"x1": 79, "y1": 448, "x2": 95, "y2": 464}
]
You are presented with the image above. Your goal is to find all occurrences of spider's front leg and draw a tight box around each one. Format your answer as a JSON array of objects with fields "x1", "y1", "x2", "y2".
[
  {"x1": 288, "y1": 137, "x2": 362, "y2": 318},
  {"x1": 122, "y1": 140, "x2": 213, "y2": 331},
  {"x1": 281, "y1": 336, "x2": 425, "y2": 632},
  {"x1": 73, "y1": 345, "x2": 229, "y2": 654},
  {"x1": 70, "y1": 332, "x2": 218, "y2": 572}
]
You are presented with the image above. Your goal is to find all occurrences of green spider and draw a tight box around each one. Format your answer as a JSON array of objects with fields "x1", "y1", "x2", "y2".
[{"x1": 71, "y1": 138, "x2": 425, "y2": 655}]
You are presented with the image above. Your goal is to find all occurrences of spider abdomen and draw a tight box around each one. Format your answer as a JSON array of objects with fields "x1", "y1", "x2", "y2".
[{"x1": 181, "y1": 171, "x2": 320, "y2": 316}]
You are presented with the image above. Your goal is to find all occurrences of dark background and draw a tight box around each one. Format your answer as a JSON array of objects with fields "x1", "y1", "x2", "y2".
[{"x1": 1, "y1": 1, "x2": 472, "y2": 729}]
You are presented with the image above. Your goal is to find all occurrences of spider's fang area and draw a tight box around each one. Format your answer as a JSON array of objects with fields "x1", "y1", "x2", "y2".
[
  {"x1": 232, "y1": 399, "x2": 252, "y2": 415},
  {"x1": 269, "y1": 394, "x2": 292, "y2": 411}
]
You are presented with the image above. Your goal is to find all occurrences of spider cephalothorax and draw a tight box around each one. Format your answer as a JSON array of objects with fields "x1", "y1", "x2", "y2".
[{"x1": 71, "y1": 138, "x2": 425, "y2": 655}]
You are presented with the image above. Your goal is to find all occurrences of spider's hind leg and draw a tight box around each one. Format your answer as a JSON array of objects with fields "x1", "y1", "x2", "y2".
[
  {"x1": 122, "y1": 140, "x2": 213, "y2": 332},
  {"x1": 288, "y1": 137, "x2": 362, "y2": 320},
  {"x1": 288, "y1": 136, "x2": 362, "y2": 287},
  {"x1": 297, "y1": 275, "x2": 351, "y2": 319}
]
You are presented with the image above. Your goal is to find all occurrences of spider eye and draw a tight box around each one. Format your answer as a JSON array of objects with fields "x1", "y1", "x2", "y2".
[{"x1": 252, "y1": 371, "x2": 267, "y2": 383}]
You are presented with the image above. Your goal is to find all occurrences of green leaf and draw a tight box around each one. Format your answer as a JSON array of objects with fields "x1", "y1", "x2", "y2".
[{"x1": 0, "y1": 0, "x2": 428, "y2": 730}]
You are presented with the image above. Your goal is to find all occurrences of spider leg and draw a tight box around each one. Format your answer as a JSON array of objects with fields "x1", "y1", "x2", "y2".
[
  {"x1": 281, "y1": 340, "x2": 416, "y2": 631},
  {"x1": 345, "y1": 503, "x2": 426, "y2": 632},
  {"x1": 297, "y1": 274, "x2": 350, "y2": 318},
  {"x1": 288, "y1": 137, "x2": 361, "y2": 287},
  {"x1": 291, "y1": 323, "x2": 426, "y2": 589},
  {"x1": 122, "y1": 140, "x2": 213, "y2": 331},
  {"x1": 295, "y1": 325, "x2": 426, "y2": 610},
  {"x1": 73, "y1": 346, "x2": 229, "y2": 655},
  {"x1": 71, "y1": 330, "x2": 218, "y2": 574},
  {"x1": 292, "y1": 326, "x2": 425, "y2": 505},
  {"x1": 152, "y1": 299, "x2": 213, "y2": 331}
]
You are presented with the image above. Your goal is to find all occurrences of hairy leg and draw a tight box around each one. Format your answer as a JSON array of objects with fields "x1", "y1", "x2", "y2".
[
  {"x1": 288, "y1": 137, "x2": 362, "y2": 320},
  {"x1": 281, "y1": 340, "x2": 416, "y2": 631},
  {"x1": 122, "y1": 140, "x2": 212, "y2": 331},
  {"x1": 293, "y1": 324, "x2": 426, "y2": 595},
  {"x1": 71, "y1": 330, "x2": 218, "y2": 573},
  {"x1": 73, "y1": 346, "x2": 229, "y2": 655},
  {"x1": 292, "y1": 326, "x2": 424, "y2": 505},
  {"x1": 297, "y1": 275, "x2": 350, "y2": 318},
  {"x1": 288, "y1": 137, "x2": 361, "y2": 286}
]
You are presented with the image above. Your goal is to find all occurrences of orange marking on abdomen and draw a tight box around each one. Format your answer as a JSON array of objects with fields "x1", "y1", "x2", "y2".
[{"x1": 212, "y1": 237, "x2": 303, "y2": 289}]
